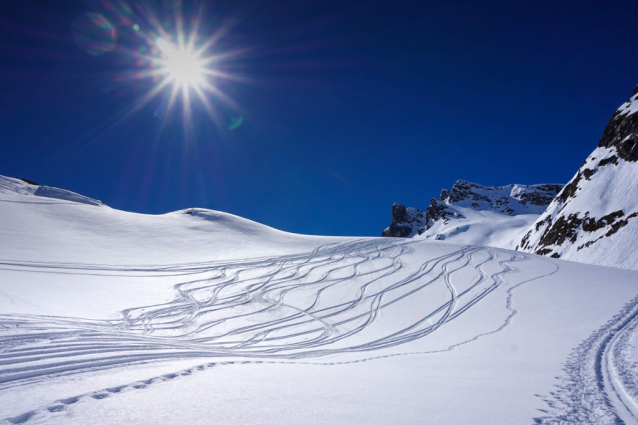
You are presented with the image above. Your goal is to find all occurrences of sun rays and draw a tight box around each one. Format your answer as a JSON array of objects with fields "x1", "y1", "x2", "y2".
[{"x1": 83, "y1": 0, "x2": 248, "y2": 133}]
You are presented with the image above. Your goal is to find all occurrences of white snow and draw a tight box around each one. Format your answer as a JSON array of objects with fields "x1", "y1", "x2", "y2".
[
  {"x1": 415, "y1": 181, "x2": 561, "y2": 250},
  {"x1": 420, "y1": 205, "x2": 540, "y2": 250},
  {"x1": 2, "y1": 175, "x2": 638, "y2": 424},
  {"x1": 0, "y1": 176, "x2": 104, "y2": 206},
  {"x1": 617, "y1": 92, "x2": 638, "y2": 117},
  {"x1": 520, "y1": 145, "x2": 638, "y2": 270}
]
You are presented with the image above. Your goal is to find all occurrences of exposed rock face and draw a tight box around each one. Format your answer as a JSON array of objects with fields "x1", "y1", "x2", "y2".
[
  {"x1": 518, "y1": 86, "x2": 638, "y2": 270},
  {"x1": 436, "y1": 180, "x2": 562, "y2": 218},
  {"x1": 381, "y1": 203, "x2": 426, "y2": 237},
  {"x1": 598, "y1": 87, "x2": 638, "y2": 162},
  {"x1": 382, "y1": 181, "x2": 562, "y2": 239}
]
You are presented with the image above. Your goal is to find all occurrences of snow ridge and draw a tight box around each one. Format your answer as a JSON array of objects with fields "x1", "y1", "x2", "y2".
[
  {"x1": 440, "y1": 180, "x2": 562, "y2": 216},
  {"x1": 0, "y1": 175, "x2": 104, "y2": 206}
]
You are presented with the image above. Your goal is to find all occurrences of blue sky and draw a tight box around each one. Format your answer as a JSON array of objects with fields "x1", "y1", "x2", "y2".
[{"x1": 1, "y1": 0, "x2": 637, "y2": 236}]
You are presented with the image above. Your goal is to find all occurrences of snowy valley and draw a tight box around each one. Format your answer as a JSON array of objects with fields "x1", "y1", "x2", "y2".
[
  {"x1": 4, "y1": 2, "x2": 638, "y2": 424},
  {"x1": 2, "y1": 162, "x2": 638, "y2": 423}
]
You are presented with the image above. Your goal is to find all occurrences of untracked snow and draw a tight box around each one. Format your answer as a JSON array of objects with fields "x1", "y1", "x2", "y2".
[
  {"x1": 519, "y1": 87, "x2": 638, "y2": 271},
  {"x1": 1, "y1": 175, "x2": 638, "y2": 424},
  {"x1": 382, "y1": 180, "x2": 562, "y2": 250}
]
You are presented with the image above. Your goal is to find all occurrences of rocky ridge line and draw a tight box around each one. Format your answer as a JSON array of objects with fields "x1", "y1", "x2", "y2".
[
  {"x1": 382, "y1": 180, "x2": 562, "y2": 238},
  {"x1": 517, "y1": 85, "x2": 638, "y2": 268}
]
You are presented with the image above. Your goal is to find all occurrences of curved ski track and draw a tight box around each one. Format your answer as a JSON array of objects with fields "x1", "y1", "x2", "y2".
[
  {"x1": 536, "y1": 293, "x2": 638, "y2": 424},
  {"x1": 0, "y1": 239, "x2": 555, "y2": 423}
]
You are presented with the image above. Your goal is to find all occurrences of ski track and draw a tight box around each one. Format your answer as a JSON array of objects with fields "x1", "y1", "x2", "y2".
[
  {"x1": 0, "y1": 239, "x2": 556, "y2": 423},
  {"x1": 536, "y1": 292, "x2": 638, "y2": 424}
]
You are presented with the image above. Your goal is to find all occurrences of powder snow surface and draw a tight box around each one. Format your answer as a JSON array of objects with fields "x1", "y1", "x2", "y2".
[
  {"x1": 418, "y1": 182, "x2": 561, "y2": 250},
  {"x1": 520, "y1": 146, "x2": 638, "y2": 270},
  {"x1": 1, "y1": 175, "x2": 638, "y2": 424},
  {"x1": 421, "y1": 207, "x2": 539, "y2": 250}
]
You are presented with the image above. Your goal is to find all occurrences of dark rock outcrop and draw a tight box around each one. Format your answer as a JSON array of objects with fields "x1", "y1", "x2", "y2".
[
  {"x1": 381, "y1": 203, "x2": 425, "y2": 238},
  {"x1": 599, "y1": 88, "x2": 638, "y2": 163},
  {"x1": 518, "y1": 85, "x2": 638, "y2": 268}
]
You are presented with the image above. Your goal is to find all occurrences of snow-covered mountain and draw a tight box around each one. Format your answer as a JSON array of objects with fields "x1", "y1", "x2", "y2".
[
  {"x1": 518, "y1": 86, "x2": 638, "y2": 270},
  {"x1": 3, "y1": 173, "x2": 638, "y2": 424},
  {"x1": 382, "y1": 180, "x2": 562, "y2": 250}
]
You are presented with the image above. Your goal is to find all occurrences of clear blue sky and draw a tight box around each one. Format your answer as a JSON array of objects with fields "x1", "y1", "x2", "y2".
[{"x1": 1, "y1": 0, "x2": 637, "y2": 236}]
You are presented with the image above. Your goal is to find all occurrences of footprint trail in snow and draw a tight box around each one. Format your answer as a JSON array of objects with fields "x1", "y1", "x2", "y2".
[{"x1": 537, "y1": 293, "x2": 638, "y2": 425}]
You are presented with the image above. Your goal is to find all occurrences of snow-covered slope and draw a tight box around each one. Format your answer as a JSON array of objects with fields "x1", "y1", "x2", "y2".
[
  {"x1": 2, "y1": 175, "x2": 638, "y2": 424},
  {"x1": 0, "y1": 175, "x2": 340, "y2": 270},
  {"x1": 0, "y1": 174, "x2": 638, "y2": 424},
  {"x1": 0, "y1": 175, "x2": 104, "y2": 206},
  {"x1": 518, "y1": 86, "x2": 638, "y2": 270},
  {"x1": 382, "y1": 180, "x2": 562, "y2": 250}
]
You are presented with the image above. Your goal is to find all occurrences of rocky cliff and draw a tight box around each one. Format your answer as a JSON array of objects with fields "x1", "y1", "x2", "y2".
[
  {"x1": 518, "y1": 86, "x2": 638, "y2": 270},
  {"x1": 381, "y1": 203, "x2": 426, "y2": 237}
]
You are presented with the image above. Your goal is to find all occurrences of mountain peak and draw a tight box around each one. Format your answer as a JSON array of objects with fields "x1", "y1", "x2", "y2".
[
  {"x1": 440, "y1": 180, "x2": 562, "y2": 214},
  {"x1": 382, "y1": 181, "x2": 562, "y2": 246},
  {"x1": 381, "y1": 203, "x2": 426, "y2": 238},
  {"x1": 518, "y1": 86, "x2": 638, "y2": 270},
  {"x1": 598, "y1": 89, "x2": 638, "y2": 162}
]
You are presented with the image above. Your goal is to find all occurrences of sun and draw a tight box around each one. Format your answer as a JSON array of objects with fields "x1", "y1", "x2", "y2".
[
  {"x1": 94, "y1": 2, "x2": 248, "y2": 130},
  {"x1": 155, "y1": 38, "x2": 207, "y2": 88}
]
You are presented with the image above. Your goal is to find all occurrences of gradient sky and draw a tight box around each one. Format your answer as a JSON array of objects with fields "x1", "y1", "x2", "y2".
[{"x1": 1, "y1": 0, "x2": 637, "y2": 236}]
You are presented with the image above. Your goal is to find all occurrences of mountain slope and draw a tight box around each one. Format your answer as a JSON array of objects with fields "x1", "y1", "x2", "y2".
[
  {"x1": 2, "y1": 175, "x2": 638, "y2": 424},
  {"x1": 0, "y1": 175, "x2": 340, "y2": 270},
  {"x1": 382, "y1": 180, "x2": 562, "y2": 250},
  {"x1": 518, "y1": 86, "x2": 638, "y2": 270},
  {"x1": 0, "y1": 175, "x2": 104, "y2": 206}
]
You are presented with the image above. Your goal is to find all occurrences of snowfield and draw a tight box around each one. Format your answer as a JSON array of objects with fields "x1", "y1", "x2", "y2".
[
  {"x1": 421, "y1": 182, "x2": 562, "y2": 250},
  {"x1": 421, "y1": 206, "x2": 540, "y2": 250},
  {"x1": 1, "y1": 175, "x2": 638, "y2": 424}
]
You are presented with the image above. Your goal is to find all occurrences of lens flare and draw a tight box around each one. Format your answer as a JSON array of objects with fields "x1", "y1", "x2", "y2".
[
  {"x1": 228, "y1": 116, "x2": 243, "y2": 130},
  {"x1": 71, "y1": 12, "x2": 116, "y2": 56}
]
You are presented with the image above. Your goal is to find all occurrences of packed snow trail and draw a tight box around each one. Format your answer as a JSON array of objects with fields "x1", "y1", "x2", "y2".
[
  {"x1": 0, "y1": 239, "x2": 545, "y2": 393},
  {"x1": 536, "y1": 294, "x2": 638, "y2": 424}
]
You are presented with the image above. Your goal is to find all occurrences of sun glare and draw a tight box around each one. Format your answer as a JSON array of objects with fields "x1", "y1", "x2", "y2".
[
  {"x1": 81, "y1": 2, "x2": 247, "y2": 131},
  {"x1": 155, "y1": 38, "x2": 206, "y2": 87}
]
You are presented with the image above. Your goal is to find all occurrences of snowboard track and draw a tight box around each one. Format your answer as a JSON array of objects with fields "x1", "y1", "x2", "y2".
[{"x1": 0, "y1": 239, "x2": 557, "y2": 423}]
